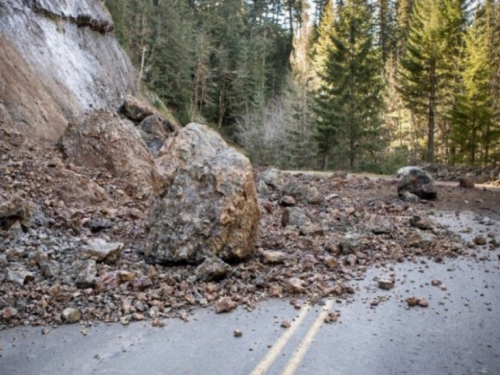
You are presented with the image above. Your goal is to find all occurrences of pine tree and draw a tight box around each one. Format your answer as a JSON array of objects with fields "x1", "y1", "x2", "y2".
[{"x1": 313, "y1": 0, "x2": 384, "y2": 170}]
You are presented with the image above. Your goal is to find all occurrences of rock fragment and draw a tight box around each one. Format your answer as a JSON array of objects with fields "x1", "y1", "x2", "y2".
[
  {"x1": 288, "y1": 277, "x2": 305, "y2": 293},
  {"x1": 378, "y1": 279, "x2": 395, "y2": 290},
  {"x1": 7, "y1": 268, "x2": 34, "y2": 286},
  {"x1": 397, "y1": 167, "x2": 437, "y2": 199},
  {"x1": 215, "y1": 297, "x2": 236, "y2": 313},
  {"x1": 281, "y1": 320, "x2": 291, "y2": 328},
  {"x1": 80, "y1": 238, "x2": 123, "y2": 262},
  {"x1": 234, "y1": 330, "x2": 243, "y2": 337},
  {"x1": 281, "y1": 207, "x2": 308, "y2": 228},
  {"x1": 195, "y1": 257, "x2": 229, "y2": 281},
  {"x1": 458, "y1": 177, "x2": 474, "y2": 188},
  {"x1": 62, "y1": 308, "x2": 81, "y2": 324},
  {"x1": 474, "y1": 236, "x2": 487, "y2": 245},
  {"x1": 75, "y1": 259, "x2": 97, "y2": 289}
]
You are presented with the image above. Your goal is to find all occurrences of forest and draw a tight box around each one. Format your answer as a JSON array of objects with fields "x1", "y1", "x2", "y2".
[{"x1": 104, "y1": 0, "x2": 500, "y2": 172}]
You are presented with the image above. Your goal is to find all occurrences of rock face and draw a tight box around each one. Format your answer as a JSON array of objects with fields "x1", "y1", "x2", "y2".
[
  {"x1": 0, "y1": 0, "x2": 136, "y2": 146},
  {"x1": 397, "y1": 166, "x2": 437, "y2": 200},
  {"x1": 147, "y1": 123, "x2": 260, "y2": 264},
  {"x1": 59, "y1": 110, "x2": 155, "y2": 198}
]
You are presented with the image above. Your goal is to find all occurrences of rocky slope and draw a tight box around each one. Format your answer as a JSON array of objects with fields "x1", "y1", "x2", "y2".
[{"x1": 0, "y1": 0, "x2": 136, "y2": 147}]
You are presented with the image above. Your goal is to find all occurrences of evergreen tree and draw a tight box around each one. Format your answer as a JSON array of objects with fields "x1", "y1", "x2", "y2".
[{"x1": 314, "y1": 0, "x2": 384, "y2": 170}]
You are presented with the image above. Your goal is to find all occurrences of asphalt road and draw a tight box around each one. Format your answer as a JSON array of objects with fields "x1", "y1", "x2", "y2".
[{"x1": 1, "y1": 211, "x2": 499, "y2": 375}]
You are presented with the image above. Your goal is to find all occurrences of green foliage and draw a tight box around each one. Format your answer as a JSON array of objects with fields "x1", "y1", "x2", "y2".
[{"x1": 313, "y1": 0, "x2": 385, "y2": 171}]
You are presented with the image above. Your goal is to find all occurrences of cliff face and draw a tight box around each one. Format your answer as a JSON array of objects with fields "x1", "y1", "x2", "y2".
[{"x1": 0, "y1": 0, "x2": 136, "y2": 146}]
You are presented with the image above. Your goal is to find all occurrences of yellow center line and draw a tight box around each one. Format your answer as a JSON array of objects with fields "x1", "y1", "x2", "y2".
[
  {"x1": 280, "y1": 299, "x2": 335, "y2": 375},
  {"x1": 248, "y1": 304, "x2": 312, "y2": 375}
]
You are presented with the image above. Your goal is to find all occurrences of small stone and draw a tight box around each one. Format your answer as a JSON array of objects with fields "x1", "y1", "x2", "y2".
[
  {"x1": 409, "y1": 216, "x2": 436, "y2": 231},
  {"x1": 41, "y1": 328, "x2": 50, "y2": 335},
  {"x1": 261, "y1": 250, "x2": 289, "y2": 264},
  {"x1": 406, "y1": 297, "x2": 418, "y2": 307},
  {"x1": 417, "y1": 298, "x2": 429, "y2": 307},
  {"x1": 474, "y1": 236, "x2": 487, "y2": 245},
  {"x1": 269, "y1": 285, "x2": 283, "y2": 297},
  {"x1": 281, "y1": 320, "x2": 291, "y2": 328},
  {"x1": 215, "y1": 297, "x2": 236, "y2": 314},
  {"x1": 80, "y1": 238, "x2": 123, "y2": 262},
  {"x1": 458, "y1": 177, "x2": 474, "y2": 188},
  {"x1": 324, "y1": 312, "x2": 339, "y2": 324},
  {"x1": 75, "y1": 259, "x2": 97, "y2": 289},
  {"x1": 339, "y1": 233, "x2": 362, "y2": 255},
  {"x1": 2, "y1": 307, "x2": 18, "y2": 320},
  {"x1": 378, "y1": 279, "x2": 395, "y2": 290},
  {"x1": 62, "y1": 308, "x2": 81, "y2": 324},
  {"x1": 132, "y1": 313, "x2": 145, "y2": 321},
  {"x1": 234, "y1": 330, "x2": 243, "y2": 337},
  {"x1": 431, "y1": 279, "x2": 441, "y2": 287},
  {"x1": 280, "y1": 195, "x2": 296, "y2": 207},
  {"x1": 6, "y1": 268, "x2": 34, "y2": 286},
  {"x1": 41, "y1": 260, "x2": 61, "y2": 279},
  {"x1": 288, "y1": 277, "x2": 305, "y2": 293},
  {"x1": 324, "y1": 256, "x2": 338, "y2": 269},
  {"x1": 195, "y1": 257, "x2": 229, "y2": 281},
  {"x1": 369, "y1": 215, "x2": 393, "y2": 234}
]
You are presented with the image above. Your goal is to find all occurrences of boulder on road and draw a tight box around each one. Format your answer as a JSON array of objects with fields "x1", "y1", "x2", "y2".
[
  {"x1": 147, "y1": 123, "x2": 260, "y2": 264},
  {"x1": 397, "y1": 166, "x2": 437, "y2": 200}
]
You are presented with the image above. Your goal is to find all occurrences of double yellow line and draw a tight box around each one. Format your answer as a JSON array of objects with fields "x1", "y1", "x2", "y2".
[{"x1": 249, "y1": 299, "x2": 335, "y2": 375}]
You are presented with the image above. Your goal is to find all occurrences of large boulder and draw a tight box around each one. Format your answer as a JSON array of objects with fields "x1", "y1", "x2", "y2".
[
  {"x1": 397, "y1": 166, "x2": 437, "y2": 200},
  {"x1": 58, "y1": 110, "x2": 155, "y2": 198},
  {"x1": 146, "y1": 123, "x2": 260, "y2": 264}
]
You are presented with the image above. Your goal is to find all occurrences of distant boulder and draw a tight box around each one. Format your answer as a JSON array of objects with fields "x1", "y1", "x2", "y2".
[
  {"x1": 458, "y1": 176, "x2": 475, "y2": 189},
  {"x1": 146, "y1": 123, "x2": 260, "y2": 264},
  {"x1": 397, "y1": 166, "x2": 437, "y2": 200}
]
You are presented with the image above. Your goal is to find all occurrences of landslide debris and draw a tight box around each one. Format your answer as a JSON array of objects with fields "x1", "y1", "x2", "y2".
[{"x1": 0, "y1": 151, "x2": 471, "y2": 330}]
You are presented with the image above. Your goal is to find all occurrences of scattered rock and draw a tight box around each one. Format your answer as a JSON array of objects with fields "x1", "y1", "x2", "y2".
[
  {"x1": 339, "y1": 233, "x2": 362, "y2": 255},
  {"x1": 147, "y1": 123, "x2": 260, "y2": 264},
  {"x1": 280, "y1": 195, "x2": 296, "y2": 207},
  {"x1": 406, "y1": 297, "x2": 418, "y2": 307},
  {"x1": 458, "y1": 177, "x2": 474, "y2": 189},
  {"x1": 2, "y1": 307, "x2": 18, "y2": 320},
  {"x1": 324, "y1": 256, "x2": 338, "y2": 269},
  {"x1": 215, "y1": 297, "x2": 236, "y2": 314},
  {"x1": 62, "y1": 308, "x2": 81, "y2": 324},
  {"x1": 406, "y1": 297, "x2": 428, "y2": 308},
  {"x1": 80, "y1": 238, "x2": 124, "y2": 262},
  {"x1": 281, "y1": 207, "x2": 308, "y2": 228},
  {"x1": 324, "y1": 312, "x2": 338, "y2": 324},
  {"x1": 194, "y1": 257, "x2": 230, "y2": 281},
  {"x1": 288, "y1": 277, "x2": 305, "y2": 293},
  {"x1": 260, "y1": 250, "x2": 289, "y2": 264},
  {"x1": 281, "y1": 320, "x2": 291, "y2": 328},
  {"x1": 6, "y1": 268, "x2": 34, "y2": 286},
  {"x1": 409, "y1": 215, "x2": 436, "y2": 231},
  {"x1": 431, "y1": 279, "x2": 441, "y2": 287},
  {"x1": 369, "y1": 215, "x2": 392, "y2": 234},
  {"x1": 234, "y1": 330, "x2": 243, "y2": 337},
  {"x1": 378, "y1": 279, "x2": 395, "y2": 290},
  {"x1": 407, "y1": 230, "x2": 436, "y2": 248},
  {"x1": 75, "y1": 259, "x2": 97, "y2": 289},
  {"x1": 258, "y1": 169, "x2": 284, "y2": 190},
  {"x1": 397, "y1": 167, "x2": 437, "y2": 200},
  {"x1": 474, "y1": 236, "x2": 487, "y2": 245}
]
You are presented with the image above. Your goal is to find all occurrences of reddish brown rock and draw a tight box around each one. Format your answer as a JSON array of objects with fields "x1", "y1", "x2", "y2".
[{"x1": 215, "y1": 297, "x2": 236, "y2": 314}]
